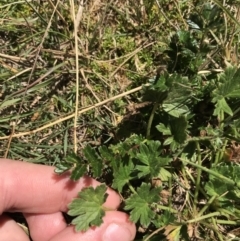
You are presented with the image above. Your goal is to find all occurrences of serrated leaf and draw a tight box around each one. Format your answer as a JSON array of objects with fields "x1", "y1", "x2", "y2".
[
  {"x1": 65, "y1": 152, "x2": 82, "y2": 164},
  {"x1": 205, "y1": 179, "x2": 235, "y2": 202},
  {"x1": 110, "y1": 134, "x2": 145, "y2": 158},
  {"x1": 159, "y1": 168, "x2": 172, "y2": 181},
  {"x1": 70, "y1": 164, "x2": 87, "y2": 181},
  {"x1": 54, "y1": 163, "x2": 72, "y2": 174},
  {"x1": 99, "y1": 145, "x2": 114, "y2": 161},
  {"x1": 213, "y1": 66, "x2": 240, "y2": 99},
  {"x1": 177, "y1": 30, "x2": 191, "y2": 44},
  {"x1": 213, "y1": 98, "x2": 233, "y2": 116},
  {"x1": 136, "y1": 141, "x2": 170, "y2": 178},
  {"x1": 170, "y1": 116, "x2": 187, "y2": 144},
  {"x1": 182, "y1": 141, "x2": 196, "y2": 159},
  {"x1": 68, "y1": 185, "x2": 108, "y2": 231},
  {"x1": 124, "y1": 183, "x2": 161, "y2": 227},
  {"x1": 170, "y1": 140, "x2": 180, "y2": 152},
  {"x1": 83, "y1": 145, "x2": 103, "y2": 177},
  {"x1": 205, "y1": 165, "x2": 240, "y2": 202},
  {"x1": 163, "y1": 136, "x2": 174, "y2": 146},
  {"x1": 164, "y1": 75, "x2": 192, "y2": 104},
  {"x1": 164, "y1": 225, "x2": 182, "y2": 241},
  {"x1": 212, "y1": 165, "x2": 240, "y2": 183},
  {"x1": 112, "y1": 161, "x2": 134, "y2": 192},
  {"x1": 99, "y1": 145, "x2": 123, "y2": 174},
  {"x1": 163, "y1": 103, "x2": 189, "y2": 117},
  {"x1": 142, "y1": 74, "x2": 169, "y2": 103},
  {"x1": 153, "y1": 212, "x2": 175, "y2": 228},
  {"x1": 54, "y1": 152, "x2": 83, "y2": 175},
  {"x1": 156, "y1": 123, "x2": 171, "y2": 135}
]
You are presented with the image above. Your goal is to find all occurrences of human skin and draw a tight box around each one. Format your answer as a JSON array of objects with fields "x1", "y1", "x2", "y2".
[{"x1": 0, "y1": 159, "x2": 136, "y2": 241}]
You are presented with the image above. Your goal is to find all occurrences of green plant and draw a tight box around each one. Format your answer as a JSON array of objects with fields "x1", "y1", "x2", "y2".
[
  {"x1": 56, "y1": 63, "x2": 240, "y2": 240},
  {"x1": 2, "y1": 0, "x2": 240, "y2": 240},
  {"x1": 53, "y1": 1, "x2": 240, "y2": 238}
]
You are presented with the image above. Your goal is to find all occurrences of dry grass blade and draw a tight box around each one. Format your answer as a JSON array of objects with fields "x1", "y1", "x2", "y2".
[{"x1": 0, "y1": 85, "x2": 144, "y2": 140}]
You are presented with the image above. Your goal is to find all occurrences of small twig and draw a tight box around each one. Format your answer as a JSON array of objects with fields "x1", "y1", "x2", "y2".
[
  {"x1": 0, "y1": 85, "x2": 147, "y2": 140},
  {"x1": 70, "y1": 0, "x2": 84, "y2": 153},
  {"x1": 7, "y1": 68, "x2": 33, "y2": 81},
  {"x1": 0, "y1": 52, "x2": 28, "y2": 61},
  {"x1": 144, "y1": 227, "x2": 165, "y2": 241}
]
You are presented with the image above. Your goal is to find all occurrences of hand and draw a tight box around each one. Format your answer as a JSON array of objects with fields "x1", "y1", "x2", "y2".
[{"x1": 0, "y1": 159, "x2": 136, "y2": 241}]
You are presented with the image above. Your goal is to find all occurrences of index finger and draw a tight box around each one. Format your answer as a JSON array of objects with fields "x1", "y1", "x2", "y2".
[{"x1": 0, "y1": 159, "x2": 120, "y2": 214}]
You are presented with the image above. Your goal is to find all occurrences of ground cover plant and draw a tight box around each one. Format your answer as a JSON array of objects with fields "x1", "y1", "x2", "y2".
[{"x1": 1, "y1": 0, "x2": 240, "y2": 240}]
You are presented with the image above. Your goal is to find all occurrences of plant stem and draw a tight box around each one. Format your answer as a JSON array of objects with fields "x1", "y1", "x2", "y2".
[
  {"x1": 168, "y1": 174, "x2": 173, "y2": 207},
  {"x1": 214, "y1": 150, "x2": 221, "y2": 166},
  {"x1": 212, "y1": 217, "x2": 224, "y2": 241},
  {"x1": 219, "y1": 139, "x2": 228, "y2": 162},
  {"x1": 143, "y1": 226, "x2": 165, "y2": 241},
  {"x1": 187, "y1": 211, "x2": 220, "y2": 223},
  {"x1": 215, "y1": 219, "x2": 240, "y2": 225},
  {"x1": 185, "y1": 168, "x2": 208, "y2": 199},
  {"x1": 193, "y1": 142, "x2": 202, "y2": 213},
  {"x1": 197, "y1": 195, "x2": 217, "y2": 217},
  {"x1": 128, "y1": 182, "x2": 137, "y2": 194},
  {"x1": 220, "y1": 109, "x2": 225, "y2": 128},
  {"x1": 154, "y1": 203, "x2": 178, "y2": 213},
  {"x1": 214, "y1": 138, "x2": 228, "y2": 166},
  {"x1": 181, "y1": 158, "x2": 237, "y2": 187},
  {"x1": 146, "y1": 103, "x2": 158, "y2": 139}
]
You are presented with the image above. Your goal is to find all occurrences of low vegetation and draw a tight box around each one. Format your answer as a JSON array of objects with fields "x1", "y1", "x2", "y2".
[{"x1": 1, "y1": 0, "x2": 240, "y2": 240}]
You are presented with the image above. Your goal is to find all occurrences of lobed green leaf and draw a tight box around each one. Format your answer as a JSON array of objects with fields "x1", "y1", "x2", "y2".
[
  {"x1": 68, "y1": 185, "x2": 108, "y2": 231},
  {"x1": 124, "y1": 183, "x2": 161, "y2": 227},
  {"x1": 83, "y1": 145, "x2": 103, "y2": 177}
]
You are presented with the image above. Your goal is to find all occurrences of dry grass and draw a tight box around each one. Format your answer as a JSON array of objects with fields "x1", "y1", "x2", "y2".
[
  {"x1": 0, "y1": 0, "x2": 186, "y2": 163},
  {"x1": 1, "y1": 1, "x2": 240, "y2": 240}
]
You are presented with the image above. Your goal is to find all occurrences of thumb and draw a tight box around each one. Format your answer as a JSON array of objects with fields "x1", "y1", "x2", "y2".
[
  {"x1": 49, "y1": 211, "x2": 136, "y2": 241},
  {"x1": 0, "y1": 214, "x2": 30, "y2": 241}
]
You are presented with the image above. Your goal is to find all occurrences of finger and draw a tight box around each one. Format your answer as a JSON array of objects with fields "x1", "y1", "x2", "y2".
[
  {"x1": 49, "y1": 211, "x2": 136, "y2": 241},
  {"x1": 0, "y1": 159, "x2": 120, "y2": 214},
  {"x1": 24, "y1": 212, "x2": 66, "y2": 241},
  {"x1": 0, "y1": 214, "x2": 30, "y2": 241}
]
